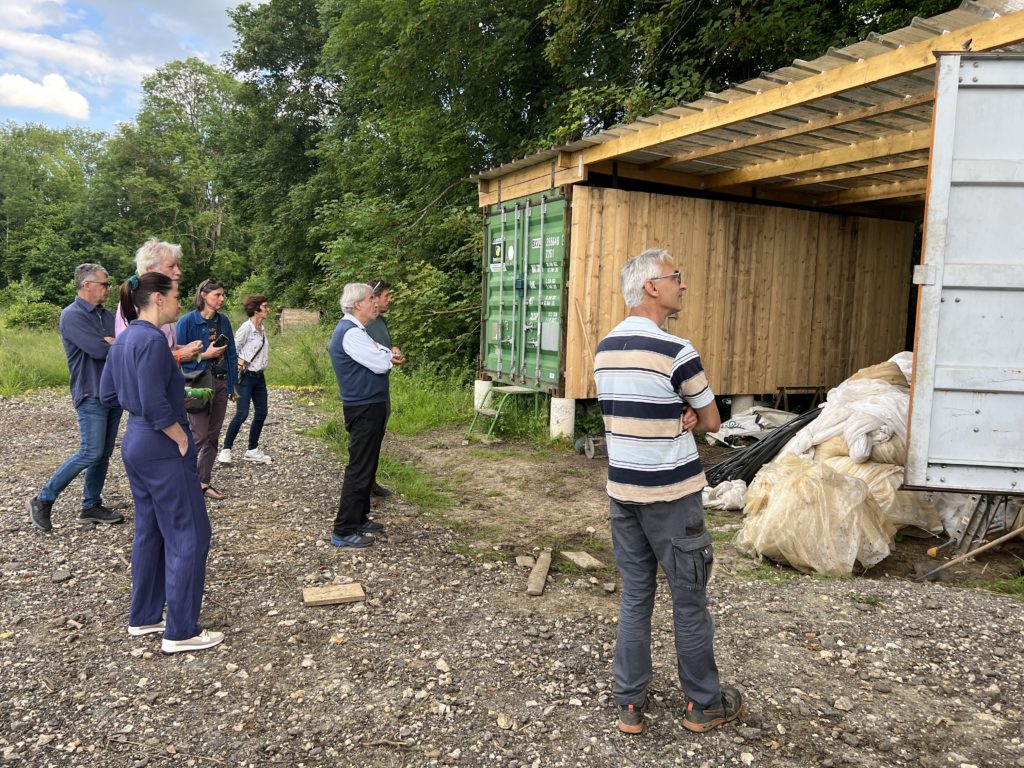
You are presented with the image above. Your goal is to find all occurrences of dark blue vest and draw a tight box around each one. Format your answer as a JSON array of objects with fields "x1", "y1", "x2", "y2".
[{"x1": 328, "y1": 319, "x2": 390, "y2": 406}]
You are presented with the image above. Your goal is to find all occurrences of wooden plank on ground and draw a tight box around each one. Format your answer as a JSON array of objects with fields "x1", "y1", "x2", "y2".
[
  {"x1": 302, "y1": 583, "x2": 366, "y2": 606},
  {"x1": 526, "y1": 549, "x2": 552, "y2": 596}
]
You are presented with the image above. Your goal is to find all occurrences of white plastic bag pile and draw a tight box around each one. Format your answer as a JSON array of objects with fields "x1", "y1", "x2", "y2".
[
  {"x1": 730, "y1": 352, "x2": 970, "y2": 575},
  {"x1": 734, "y1": 455, "x2": 896, "y2": 575}
]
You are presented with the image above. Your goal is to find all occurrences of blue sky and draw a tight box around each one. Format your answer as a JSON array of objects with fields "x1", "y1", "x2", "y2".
[{"x1": 0, "y1": 0, "x2": 261, "y2": 134}]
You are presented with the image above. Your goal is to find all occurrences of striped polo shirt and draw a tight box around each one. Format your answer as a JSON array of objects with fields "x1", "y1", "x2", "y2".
[{"x1": 594, "y1": 316, "x2": 714, "y2": 504}]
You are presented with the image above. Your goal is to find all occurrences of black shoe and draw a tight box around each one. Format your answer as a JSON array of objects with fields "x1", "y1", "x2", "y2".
[
  {"x1": 27, "y1": 496, "x2": 53, "y2": 532},
  {"x1": 357, "y1": 519, "x2": 384, "y2": 533},
  {"x1": 79, "y1": 505, "x2": 125, "y2": 525},
  {"x1": 371, "y1": 482, "x2": 392, "y2": 499}
]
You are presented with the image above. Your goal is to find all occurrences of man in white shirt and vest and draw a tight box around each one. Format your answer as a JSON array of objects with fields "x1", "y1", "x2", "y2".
[{"x1": 327, "y1": 283, "x2": 404, "y2": 547}]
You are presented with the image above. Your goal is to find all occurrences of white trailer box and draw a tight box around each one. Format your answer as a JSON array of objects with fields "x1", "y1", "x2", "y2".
[{"x1": 907, "y1": 53, "x2": 1024, "y2": 495}]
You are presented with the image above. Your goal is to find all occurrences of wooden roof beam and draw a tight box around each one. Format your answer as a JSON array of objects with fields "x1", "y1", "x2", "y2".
[
  {"x1": 702, "y1": 129, "x2": 932, "y2": 188},
  {"x1": 814, "y1": 178, "x2": 928, "y2": 206},
  {"x1": 773, "y1": 157, "x2": 930, "y2": 189},
  {"x1": 649, "y1": 91, "x2": 933, "y2": 169},
  {"x1": 574, "y1": 11, "x2": 1024, "y2": 167}
]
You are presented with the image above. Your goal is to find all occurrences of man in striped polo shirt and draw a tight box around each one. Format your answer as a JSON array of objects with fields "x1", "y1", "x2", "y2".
[{"x1": 594, "y1": 248, "x2": 742, "y2": 735}]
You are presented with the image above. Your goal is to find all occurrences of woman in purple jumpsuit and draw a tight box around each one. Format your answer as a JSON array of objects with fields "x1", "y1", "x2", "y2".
[{"x1": 100, "y1": 273, "x2": 224, "y2": 654}]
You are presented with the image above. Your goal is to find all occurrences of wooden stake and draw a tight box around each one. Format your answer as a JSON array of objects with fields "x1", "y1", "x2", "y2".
[{"x1": 526, "y1": 550, "x2": 552, "y2": 596}]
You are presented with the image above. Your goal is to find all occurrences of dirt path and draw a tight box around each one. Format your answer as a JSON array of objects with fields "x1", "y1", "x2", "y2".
[{"x1": 2, "y1": 390, "x2": 1023, "y2": 767}]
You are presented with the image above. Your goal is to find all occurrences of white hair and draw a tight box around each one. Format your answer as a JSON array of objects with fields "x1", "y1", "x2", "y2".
[
  {"x1": 340, "y1": 283, "x2": 372, "y2": 314},
  {"x1": 135, "y1": 237, "x2": 182, "y2": 274},
  {"x1": 620, "y1": 248, "x2": 673, "y2": 309}
]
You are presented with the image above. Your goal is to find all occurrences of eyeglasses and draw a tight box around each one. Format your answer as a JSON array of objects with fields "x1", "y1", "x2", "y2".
[
  {"x1": 86, "y1": 280, "x2": 111, "y2": 289},
  {"x1": 649, "y1": 271, "x2": 682, "y2": 285}
]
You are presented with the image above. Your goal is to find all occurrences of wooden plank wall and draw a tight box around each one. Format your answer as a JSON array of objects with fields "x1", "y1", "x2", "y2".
[{"x1": 564, "y1": 186, "x2": 914, "y2": 400}]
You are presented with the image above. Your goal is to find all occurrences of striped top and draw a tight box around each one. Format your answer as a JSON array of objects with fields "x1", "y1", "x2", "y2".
[{"x1": 594, "y1": 316, "x2": 714, "y2": 504}]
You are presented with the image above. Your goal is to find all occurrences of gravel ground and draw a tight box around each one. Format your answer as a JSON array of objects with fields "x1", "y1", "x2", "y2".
[{"x1": 2, "y1": 389, "x2": 1023, "y2": 768}]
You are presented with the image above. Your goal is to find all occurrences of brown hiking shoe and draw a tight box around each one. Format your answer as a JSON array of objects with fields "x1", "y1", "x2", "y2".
[
  {"x1": 682, "y1": 686, "x2": 742, "y2": 733},
  {"x1": 617, "y1": 701, "x2": 645, "y2": 734}
]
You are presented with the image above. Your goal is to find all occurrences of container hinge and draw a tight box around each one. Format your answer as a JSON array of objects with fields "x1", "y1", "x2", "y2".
[{"x1": 913, "y1": 264, "x2": 937, "y2": 285}]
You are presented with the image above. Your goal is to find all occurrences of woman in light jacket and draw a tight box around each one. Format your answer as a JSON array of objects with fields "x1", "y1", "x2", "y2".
[{"x1": 219, "y1": 294, "x2": 272, "y2": 465}]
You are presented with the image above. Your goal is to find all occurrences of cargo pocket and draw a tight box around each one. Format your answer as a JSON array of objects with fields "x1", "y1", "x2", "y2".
[{"x1": 671, "y1": 530, "x2": 714, "y2": 592}]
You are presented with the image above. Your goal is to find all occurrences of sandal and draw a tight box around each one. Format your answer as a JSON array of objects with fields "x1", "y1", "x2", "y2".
[{"x1": 202, "y1": 485, "x2": 226, "y2": 500}]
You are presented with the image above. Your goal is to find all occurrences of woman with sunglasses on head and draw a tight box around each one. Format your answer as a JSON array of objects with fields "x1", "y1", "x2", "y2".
[
  {"x1": 100, "y1": 273, "x2": 223, "y2": 653},
  {"x1": 218, "y1": 295, "x2": 272, "y2": 465},
  {"x1": 176, "y1": 278, "x2": 237, "y2": 499}
]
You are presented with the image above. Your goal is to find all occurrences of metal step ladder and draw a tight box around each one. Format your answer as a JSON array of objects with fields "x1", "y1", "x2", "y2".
[{"x1": 467, "y1": 385, "x2": 538, "y2": 440}]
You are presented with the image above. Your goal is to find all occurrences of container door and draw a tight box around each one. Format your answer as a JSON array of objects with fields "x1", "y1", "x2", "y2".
[
  {"x1": 481, "y1": 193, "x2": 566, "y2": 391},
  {"x1": 906, "y1": 53, "x2": 1024, "y2": 494}
]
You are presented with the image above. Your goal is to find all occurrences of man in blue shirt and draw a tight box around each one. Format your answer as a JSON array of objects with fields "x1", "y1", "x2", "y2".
[
  {"x1": 327, "y1": 283, "x2": 404, "y2": 548},
  {"x1": 27, "y1": 264, "x2": 125, "y2": 531}
]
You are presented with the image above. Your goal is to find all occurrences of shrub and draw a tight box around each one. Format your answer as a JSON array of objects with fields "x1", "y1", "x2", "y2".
[{"x1": 3, "y1": 300, "x2": 62, "y2": 329}]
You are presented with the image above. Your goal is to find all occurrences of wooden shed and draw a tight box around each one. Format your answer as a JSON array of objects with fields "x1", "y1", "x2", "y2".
[{"x1": 472, "y1": 0, "x2": 1024, "y2": 422}]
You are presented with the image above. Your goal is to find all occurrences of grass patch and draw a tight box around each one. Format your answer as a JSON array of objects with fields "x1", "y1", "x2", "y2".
[
  {"x1": 265, "y1": 325, "x2": 335, "y2": 389},
  {"x1": 309, "y1": 416, "x2": 453, "y2": 515},
  {"x1": 988, "y1": 557, "x2": 1024, "y2": 601},
  {"x1": 734, "y1": 561, "x2": 802, "y2": 583},
  {"x1": 0, "y1": 327, "x2": 69, "y2": 396},
  {"x1": 711, "y1": 526, "x2": 740, "y2": 544},
  {"x1": 448, "y1": 542, "x2": 508, "y2": 562},
  {"x1": 467, "y1": 446, "x2": 552, "y2": 462},
  {"x1": 848, "y1": 591, "x2": 884, "y2": 606},
  {"x1": 389, "y1": 369, "x2": 472, "y2": 435}
]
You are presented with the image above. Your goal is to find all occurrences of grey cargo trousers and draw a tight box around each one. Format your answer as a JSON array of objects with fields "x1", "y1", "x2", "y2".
[{"x1": 610, "y1": 493, "x2": 722, "y2": 709}]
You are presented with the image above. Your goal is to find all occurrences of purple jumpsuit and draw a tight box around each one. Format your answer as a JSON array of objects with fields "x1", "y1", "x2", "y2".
[{"x1": 100, "y1": 320, "x2": 211, "y2": 641}]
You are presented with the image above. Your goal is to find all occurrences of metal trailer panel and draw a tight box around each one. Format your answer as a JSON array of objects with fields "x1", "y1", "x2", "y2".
[
  {"x1": 480, "y1": 192, "x2": 567, "y2": 393},
  {"x1": 907, "y1": 53, "x2": 1024, "y2": 495}
]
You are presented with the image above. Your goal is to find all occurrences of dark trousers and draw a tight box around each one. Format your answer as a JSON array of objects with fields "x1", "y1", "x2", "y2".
[
  {"x1": 332, "y1": 401, "x2": 388, "y2": 537},
  {"x1": 187, "y1": 377, "x2": 228, "y2": 485},
  {"x1": 122, "y1": 417, "x2": 211, "y2": 641},
  {"x1": 610, "y1": 494, "x2": 721, "y2": 709},
  {"x1": 224, "y1": 370, "x2": 268, "y2": 450}
]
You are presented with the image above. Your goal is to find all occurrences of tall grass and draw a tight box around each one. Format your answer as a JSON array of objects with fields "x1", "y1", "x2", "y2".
[
  {"x1": 263, "y1": 325, "x2": 335, "y2": 389},
  {"x1": 0, "y1": 327, "x2": 69, "y2": 396}
]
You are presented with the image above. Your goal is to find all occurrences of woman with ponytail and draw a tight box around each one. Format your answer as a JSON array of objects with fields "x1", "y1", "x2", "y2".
[{"x1": 100, "y1": 273, "x2": 224, "y2": 654}]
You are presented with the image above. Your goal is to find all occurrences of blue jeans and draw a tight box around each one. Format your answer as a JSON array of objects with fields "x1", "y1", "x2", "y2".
[
  {"x1": 40, "y1": 396, "x2": 123, "y2": 509},
  {"x1": 223, "y1": 370, "x2": 268, "y2": 451},
  {"x1": 610, "y1": 493, "x2": 721, "y2": 709}
]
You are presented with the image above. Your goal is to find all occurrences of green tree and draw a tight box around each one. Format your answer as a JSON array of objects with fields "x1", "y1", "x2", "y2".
[
  {"x1": 0, "y1": 123, "x2": 108, "y2": 301},
  {"x1": 91, "y1": 58, "x2": 246, "y2": 289}
]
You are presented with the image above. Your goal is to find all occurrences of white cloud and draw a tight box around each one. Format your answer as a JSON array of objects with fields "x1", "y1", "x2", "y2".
[
  {"x1": 0, "y1": 29, "x2": 152, "y2": 86},
  {"x1": 0, "y1": 0, "x2": 72, "y2": 32},
  {"x1": 0, "y1": 1, "x2": 264, "y2": 129},
  {"x1": 0, "y1": 72, "x2": 89, "y2": 118}
]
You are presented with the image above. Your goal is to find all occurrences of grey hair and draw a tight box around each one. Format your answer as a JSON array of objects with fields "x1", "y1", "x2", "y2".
[
  {"x1": 620, "y1": 248, "x2": 674, "y2": 308},
  {"x1": 339, "y1": 283, "x2": 372, "y2": 314},
  {"x1": 74, "y1": 263, "x2": 107, "y2": 290},
  {"x1": 135, "y1": 237, "x2": 182, "y2": 274}
]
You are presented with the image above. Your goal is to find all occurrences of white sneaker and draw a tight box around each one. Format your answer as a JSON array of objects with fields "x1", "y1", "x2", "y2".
[
  {"x1": 161, "y1": 629, "x2": 224, "y2": 654},
  {"x1": 128, "y1": 621, "x2": 165, "y2": 637},
  {"x1": 243, "y1": 447, "x2": 271, "y2": 464},
  {"x1": 217, "y1": 448, "x2": 232, "y2": 464}
]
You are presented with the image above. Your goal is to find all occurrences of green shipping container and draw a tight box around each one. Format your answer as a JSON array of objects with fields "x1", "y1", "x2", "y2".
[{"x1": 480, "y1": 191, "x2": 567, "y2": 393}]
